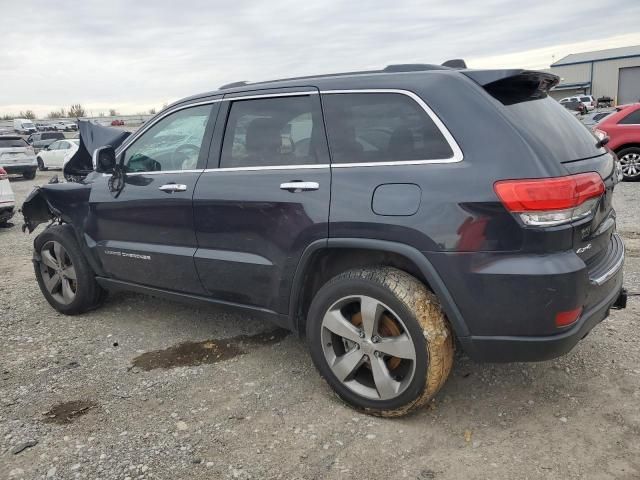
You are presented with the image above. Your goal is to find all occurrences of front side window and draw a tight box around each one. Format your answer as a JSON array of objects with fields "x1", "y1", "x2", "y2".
[
  {"x1": 619, "y1": 109, "x2": 640, "y2": 125},
  {"x1": 123, "y1": 104, "x2": 212, "y2": 172},
  {"x1": 220, "y1": 95, "x2": 327, "y2": 168},
  {"x1": 322, "y1": 93, "x2": 453, "y2": 164}
]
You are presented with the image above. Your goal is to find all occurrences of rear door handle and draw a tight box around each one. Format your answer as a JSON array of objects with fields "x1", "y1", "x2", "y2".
[
  {"x1": 280, "y1": 181, "x2": 319, "y2": 192},
  {"x1": 159, "y1": 183, "x2": 187, "y2": 193}
]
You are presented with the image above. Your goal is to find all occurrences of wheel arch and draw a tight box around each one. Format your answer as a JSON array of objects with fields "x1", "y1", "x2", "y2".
[
  {"x1": 614, "y1": 143, "x2": 640, "y2": 154},
  {"x1": 289, "y1": 238, "x2": 469, "y2": 339}
]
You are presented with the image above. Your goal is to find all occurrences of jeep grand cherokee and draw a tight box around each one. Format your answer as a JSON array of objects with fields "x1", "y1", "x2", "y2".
[{"x1": 22, "y1": 61, "x2": 626, "y2": 416}]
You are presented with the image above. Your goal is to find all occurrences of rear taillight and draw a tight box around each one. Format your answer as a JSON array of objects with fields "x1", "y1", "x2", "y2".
[
  {"x1": 0, "y1": 167, "x2": 7, "y2": 180},
  {"x1": 494, "y1": 172, "x2": 605, "y2": 226}
]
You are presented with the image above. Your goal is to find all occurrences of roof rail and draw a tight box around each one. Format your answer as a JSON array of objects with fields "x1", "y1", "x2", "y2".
[
  {"x1": 383, "y1": 64, "x2": 444, "y2": 72},
  {"x1": 219, "y1": 81, "x2": 249, "y2": 89},
  {"x1": 442, "y1": 59, "x2": 467, "y2": 69}
]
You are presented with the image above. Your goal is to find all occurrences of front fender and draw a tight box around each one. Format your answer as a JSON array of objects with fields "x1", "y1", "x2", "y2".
[{"x1": 21, "y1": 182, "x2": 92, "y2": 233}]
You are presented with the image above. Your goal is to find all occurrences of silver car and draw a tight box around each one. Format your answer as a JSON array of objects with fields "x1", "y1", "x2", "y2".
[{"x1": 0, "y1": 136, "x2": 37, "y2": 179}]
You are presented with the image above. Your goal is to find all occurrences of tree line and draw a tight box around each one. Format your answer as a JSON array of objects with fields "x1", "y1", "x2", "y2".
[{"x1": 2, "y1": 104, "x2": 165, "y2": 121}]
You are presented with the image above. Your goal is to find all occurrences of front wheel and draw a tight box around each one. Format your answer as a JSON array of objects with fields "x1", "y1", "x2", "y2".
[
  {"x1": 34, "y1": 225, "x2": 107, "y2": 315},
  {"x1": 618, "y1": 147, "x2": 640, "y2": 181},
  {"x1": 307, "y1": 267, "x2": 454, "y2": 417},
  {"x1": 37, "y1": 157, "x2": 47, "y2": 171}
]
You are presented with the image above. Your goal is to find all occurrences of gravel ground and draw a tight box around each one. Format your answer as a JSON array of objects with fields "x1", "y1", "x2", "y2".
[{"x1": 1, "y1": 171, "x2": 639, "y2": 480}]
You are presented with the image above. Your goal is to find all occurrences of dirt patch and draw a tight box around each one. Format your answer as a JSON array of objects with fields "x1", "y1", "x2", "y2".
[
  {"x1": 131, "y1": 329, "x2": 289, "y2": 371},
  {"x1": 42, "y1": 400, "x2": 98, "y2": 424}
]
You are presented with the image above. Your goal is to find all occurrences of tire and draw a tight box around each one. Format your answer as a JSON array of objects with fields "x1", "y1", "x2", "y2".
[
  {"x1": 23, "y1": 168, "x2": 36, "y2": 180},
  {"x1": 617, "y1": 147, "x2": 640, "y2": 181},
  {"x1": 34, "y1": 225, "x2": 107, "y2": 315},
  {"x1": 37, "y1": 157, "x2": 47, "y2": 171},
  {"x1": 306, "y1": 267, "x2": 454, "y2": 417}
]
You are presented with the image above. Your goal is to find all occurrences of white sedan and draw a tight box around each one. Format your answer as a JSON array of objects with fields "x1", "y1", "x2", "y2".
[
  {"x1": 36, "y1": 139, "x2": 79, "y2": 170},
  {"x1": 0, "y1": 166, "x2": 16, "y2": 226}
]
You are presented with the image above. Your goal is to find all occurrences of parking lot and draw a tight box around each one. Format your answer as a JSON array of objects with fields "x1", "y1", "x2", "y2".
[{"x1": 1, "y1": 172, "x2": 639, "y2": 479}]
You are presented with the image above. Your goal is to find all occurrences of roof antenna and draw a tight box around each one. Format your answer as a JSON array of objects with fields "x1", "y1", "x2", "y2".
[{"x1": 442, "y1": 59, "x2": 467, "y2": 69}]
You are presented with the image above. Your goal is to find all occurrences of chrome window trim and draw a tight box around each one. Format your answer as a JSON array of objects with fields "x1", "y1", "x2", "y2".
[
  {"x1": 112, "y1": 88, "x2": 462, "y2": 174},
  {"x1": 319, "y1": 89, "x2": 463, "y2": 167},
  {"x1": 204, "y1": 164, "x2": 329, "y2": 173}
]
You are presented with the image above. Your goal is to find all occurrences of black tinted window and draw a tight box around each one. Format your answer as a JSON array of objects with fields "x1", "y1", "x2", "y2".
[
  {"x1": 42, "y1": 132, "x2": 64, "y2": 140},
  {"x1": 0, "y1": 138, "x2": 28, "y2": 148},
  {"x1": 322, "y1": 93, "x2": 453, "y2": 164},
  {"x1": 619, "y1": 109, "x2": 640, "y2": 125},
  {"x1": 220, "y1": 95, "x2": 327, "y2": 168}
]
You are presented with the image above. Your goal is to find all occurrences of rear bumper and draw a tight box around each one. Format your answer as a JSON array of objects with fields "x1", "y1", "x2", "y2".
[
  {"x1": 2, "y1": 163, "x2": 37, "y2": 174},
  {"x1": 427, "y1": 233, "x2": 626, "y2": 362},
  {"x1": 0, "y1": 205, "x2": 15, "y2": 223},
  {"x1": 459, "y1": 274, "x2": 624, "y2": 362}
]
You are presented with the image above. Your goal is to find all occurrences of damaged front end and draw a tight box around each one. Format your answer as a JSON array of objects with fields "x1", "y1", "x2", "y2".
[
  {"x1": 22, "y1": 119, "x2": 131, "y2": 233},
  {"x1": 22, "y1": 181, "x2": 92, "y2": 233}
]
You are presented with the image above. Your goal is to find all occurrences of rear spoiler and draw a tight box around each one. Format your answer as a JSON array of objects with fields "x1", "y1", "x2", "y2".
[{"x1": 463, "y1": 69, "x2": 560, "y2": 105}]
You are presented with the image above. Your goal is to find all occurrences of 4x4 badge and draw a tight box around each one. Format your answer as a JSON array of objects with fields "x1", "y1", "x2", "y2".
[{"x1": 576, "y1": 244, "x2": 592, "y2": 254}]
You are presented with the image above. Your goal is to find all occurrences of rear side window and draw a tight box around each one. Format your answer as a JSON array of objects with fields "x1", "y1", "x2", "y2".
[
  {"x1": 0, "y1": 138, "x2": 28, "y2": 148},
  {"x1": 322, "y1": 93, "x2": 453, "y2": 164},
  {"x1": 42, "y1": 133, "x2": 64, "y2": 140},
  {"x1": 220, "y1": 95, "x2": 328, "y2": 168},
  {"x1": 619, "y1": 109, "x2": 640, "y2": 125}
]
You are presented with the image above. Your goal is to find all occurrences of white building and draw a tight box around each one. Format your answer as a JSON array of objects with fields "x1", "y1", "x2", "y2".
[{"x1": 549, "y1": 45, "x2": 640, "y2": 104}]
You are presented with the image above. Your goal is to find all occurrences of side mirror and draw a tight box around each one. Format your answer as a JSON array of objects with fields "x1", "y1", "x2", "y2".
[{"x1": 93, "y1": 146, "x2": 117, "y2": 173}]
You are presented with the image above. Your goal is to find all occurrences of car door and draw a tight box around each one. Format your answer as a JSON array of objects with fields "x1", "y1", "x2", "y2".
[
  {"x1": 192, "y1": 88, "x2": 331, "y2": 314},
  {"x1": 85, "y1": 100, "x2": 220, "y2": 293},
  {"x1": 51, "y1": 140, "x2": 68, "y2": 167}
]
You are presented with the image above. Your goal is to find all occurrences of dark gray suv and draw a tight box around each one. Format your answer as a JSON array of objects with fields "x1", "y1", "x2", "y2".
[{"x1": 22, "y1": 63, "x2": 627, "y2": 416}]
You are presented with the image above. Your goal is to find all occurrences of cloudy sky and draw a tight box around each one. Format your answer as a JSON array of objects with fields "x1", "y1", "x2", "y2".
[{"x1": 1, "y1": 0, "x2": 639, "y2": 117}]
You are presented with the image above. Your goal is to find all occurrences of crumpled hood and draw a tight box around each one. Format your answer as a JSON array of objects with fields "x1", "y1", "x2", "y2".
[{"x1": 63, "y1": 120, "x2": 131, "y2": 180}]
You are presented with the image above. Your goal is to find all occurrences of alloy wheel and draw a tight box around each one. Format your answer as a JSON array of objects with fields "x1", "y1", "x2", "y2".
[
  {"x1": 320, "y1": 295, "x2": 417, "y2": 401},
  {"x1": 620, "y1": 152, "x2": 640, "y2": 179},
  {"x1": 39, "y1": 240, "x2": 77, "y2": 305}
]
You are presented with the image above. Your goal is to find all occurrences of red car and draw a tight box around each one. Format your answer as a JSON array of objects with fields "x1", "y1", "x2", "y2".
[{"x1": 593, "y1": 103, "x2": 640, "y2": 181}]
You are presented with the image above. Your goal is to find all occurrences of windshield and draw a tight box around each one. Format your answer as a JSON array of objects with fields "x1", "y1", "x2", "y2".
[{"x1": 23, "y1": 122, "x2": 35, "y2": 128}]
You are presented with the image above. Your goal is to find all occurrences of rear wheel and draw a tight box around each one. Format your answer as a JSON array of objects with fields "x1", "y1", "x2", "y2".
[
  {"x1": 618, "y1": 147, "x2": 640, "y2": 181},
  {"x1": 34, "y1": 225, "x2": 107, "y2": 315},
  {"x1": 23, "y1": 168, "x2": 36, "y2": 180},
  {"x1": 307, "y1": 267, "x2": 454, "y2": 417}
]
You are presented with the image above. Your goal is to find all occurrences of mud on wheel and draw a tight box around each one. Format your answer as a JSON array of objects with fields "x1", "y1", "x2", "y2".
[{"x1": 307, "y1": 267, "x2": 454, "y2": 417}]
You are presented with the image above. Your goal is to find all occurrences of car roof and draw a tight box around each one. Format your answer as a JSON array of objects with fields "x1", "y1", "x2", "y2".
[{"x1": 170, "y1": 65, "x2": 464, "y2": 107}]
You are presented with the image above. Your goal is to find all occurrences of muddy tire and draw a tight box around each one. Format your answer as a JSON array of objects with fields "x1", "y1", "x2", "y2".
[
  {"x1": 306, "y1": 267, "x2": 454, "y2": 417},
  {"x1": 34, "y1": 225, "x2": 107, "y2": 315}
]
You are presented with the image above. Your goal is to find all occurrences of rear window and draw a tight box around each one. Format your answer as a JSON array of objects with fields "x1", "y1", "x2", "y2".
[
  {"x1": 483, "y1": 76, "x2": 603, "y2": 161},
  {"x1": 42, "y1": 132, "x2": 64, "y2": 140},
  {"x1": 504, "y1": 97, "x2": 603, "y2": 160},
  {"x1": 322, "y1": 93, "x2": 453, "y2": 164},
  {"x1": 0, "y1": 138, "x2": 28, "y2": 148}
]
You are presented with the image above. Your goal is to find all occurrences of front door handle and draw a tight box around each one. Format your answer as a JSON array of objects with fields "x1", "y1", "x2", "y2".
[
  {"x1": 159, "y1": 183, "x2": 187, "y2": 193},
  {"x1": 280, "y1": 181, "x2": 319, "y2": 192}
]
